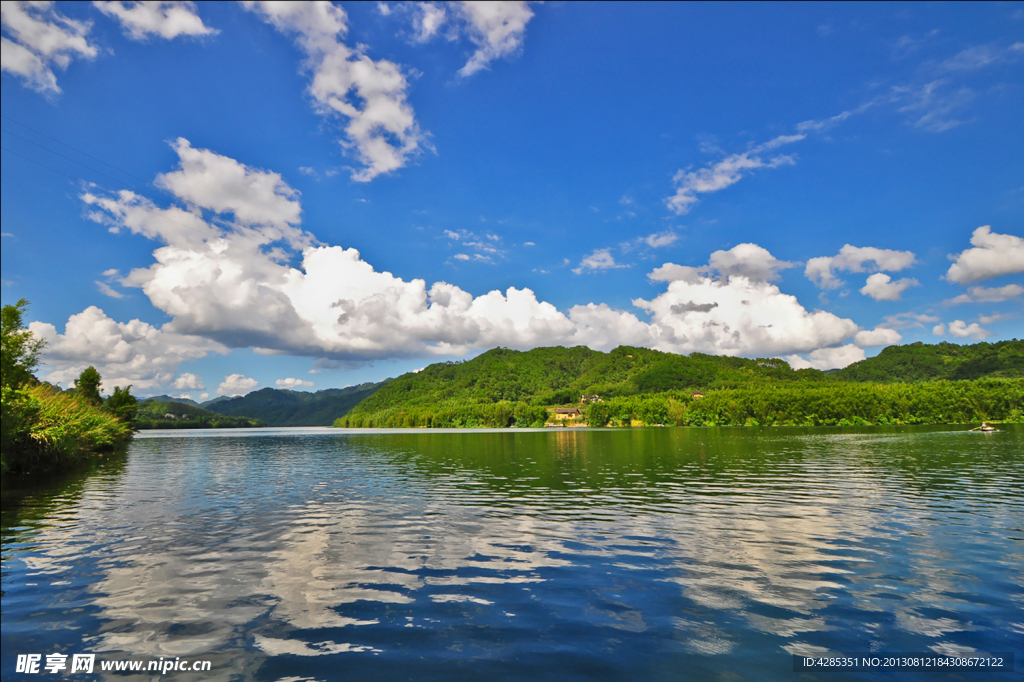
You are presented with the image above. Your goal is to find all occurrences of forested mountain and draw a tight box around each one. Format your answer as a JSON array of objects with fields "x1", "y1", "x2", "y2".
[
  {"x1": 135, "y1": 399, "x2": 262, "y2": 429},
  {"x1": 203, "y1": 382, "x2": 386, "y2": 426},
  {"x1": 337, "y1": 341, "x2": 1024, "y2": 429},
  {"x1": 835, "y1": 340, "x2": 1023, "y2": 382},
  {"x1": 348, "y1": 345, "x2": 826, "y2": 417}
]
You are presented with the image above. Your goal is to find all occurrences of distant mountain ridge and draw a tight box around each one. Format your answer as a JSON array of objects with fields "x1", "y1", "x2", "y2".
[
  {"x1": 201, "y1": 382, "x2": 387, "y2": 426},
  {"x1": 135, "y1": 399, "x2": 262, "y2": 429},
  {"x1": 145, "y1": 395, "x2": 201, "y2": 407}
]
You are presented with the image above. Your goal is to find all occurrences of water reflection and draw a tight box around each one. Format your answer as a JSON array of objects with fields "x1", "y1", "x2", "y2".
[{"x1": 2, "y1": 426, "x2": 1022, "y2": 681}]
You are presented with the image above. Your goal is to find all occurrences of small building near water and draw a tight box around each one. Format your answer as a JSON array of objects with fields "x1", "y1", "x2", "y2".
[
  {"x1": 580, "y1": 394, "x2": 602, "y2": 404},
  {"x1": 551, "y1": 407, "x2": 582, "y2": 420}
]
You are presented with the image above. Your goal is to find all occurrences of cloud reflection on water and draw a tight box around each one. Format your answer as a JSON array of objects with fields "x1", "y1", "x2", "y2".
[{"x1": 2, "y1": 427, "x2": 1021, "y2": 680}]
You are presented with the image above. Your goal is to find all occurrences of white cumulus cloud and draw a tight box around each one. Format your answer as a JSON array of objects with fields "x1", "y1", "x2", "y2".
[
  {"x1": 29, "y1": 306, "x2": 224, "y2": 390},
  {"x1": 634, "y1": 274, "x2": 857, "y2": 357},
  {"x1": 218, "y1": 373, "x2": 258, "y2": 396},
  {"x1": 947, "y1": 319, "x2": 991, "y2": 340},
  {"x1": 785, "y1": 344, "x2": 866, "y2": 371},
  {"x1": 805, "y1": 244, "x2": 916, "y2": 290},
  {"x1": 854, "y1": 327, "x2": 902, "y2": 347},
  {"x1": 646, "y1": 243, "x2": 794, "y2": 284},
  {"x1": 945, "y1": 226, "x2": 1024, "y2": 284},
  {"x1": 859, "y1": 273, "x2": 920, "y2": 301},
  {"x1": 1, "y1": 1, "x2": 98, "y2": 94},
  {"x1": 648, "y1": 263, "x2": 703, "y2": 284},
  {"x1": 173, "y1": 372, "x2": 204, "y2": 390},
  {"x1": 94, "y1": 1, "x2": 216, "y2": 40},
  {"x1": 73, "y1": 142, "x2": 863, "y2": 370},
  {"x1": 244, "y1": 1, "x2": 425, "y2": 182},
  {"x1": 707, "y1": 243, "x2": 795, "y2": 282},
  {"x1": 276, "y1": 377, "x2": 314, "y2": 389}
]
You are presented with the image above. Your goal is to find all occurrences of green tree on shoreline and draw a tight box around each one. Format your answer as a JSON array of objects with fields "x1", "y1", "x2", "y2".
[
  {"x1": 1, "y1": 298, "x2": 45, "y2": 391},
  {"x1": 2, "y1": 300, "x2": 134, "y2": 476},
  {"x1": 75, "y1": 366, "x2": 103, "y2": 405},
  {"x1": 105, "y1": 385, "x2": 139, "y2": 424}
]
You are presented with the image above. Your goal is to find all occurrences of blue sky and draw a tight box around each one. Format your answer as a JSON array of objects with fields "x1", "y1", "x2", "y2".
[{"x1": 2, "y1": 1, "x2": 1022, "y2": 399}]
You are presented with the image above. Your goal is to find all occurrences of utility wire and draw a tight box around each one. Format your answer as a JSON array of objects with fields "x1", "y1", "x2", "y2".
[
  {"x1": 2, "y1": 120, "x2": 290, "y2": 241},
  {"x1": 2, "y1": 127, "x2": 147, "y2": 192},
  {"x1": 1, "y1": 145, "x2": 214, "y2": 239},
  {"x1": 1, "y1": 146, "x2": 87, "y2": 184},
  {"x1": 1, "y1": 113, "x2": 154, "y2": 187}
]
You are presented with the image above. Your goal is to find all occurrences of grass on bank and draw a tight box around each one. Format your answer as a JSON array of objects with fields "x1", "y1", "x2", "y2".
[
  {"x1": 2, "y1": 383, "x2": 133, "y2": 475},
  {"x1": 2, "y1": 300, "x2": 136, "y2": 476}
]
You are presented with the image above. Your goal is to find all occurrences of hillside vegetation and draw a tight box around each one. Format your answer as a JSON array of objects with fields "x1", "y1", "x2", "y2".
[
  {"x1": 834, "y1": 340, "x2": 1023, "y2": 382},
  {"x1": 336, "y1": 341, "x2": 1024, "y2": 429},
  {"x1": 3, "y1": 300, "x2": 135, "y2": 474},
  {"x1": 135, "y1": 399, "x2": 263, "y2": 429}
]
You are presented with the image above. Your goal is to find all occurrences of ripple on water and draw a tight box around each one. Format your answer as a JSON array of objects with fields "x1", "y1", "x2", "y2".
[{"x1": 2, "y1": 425, "x2": 1022, "y2": 681}]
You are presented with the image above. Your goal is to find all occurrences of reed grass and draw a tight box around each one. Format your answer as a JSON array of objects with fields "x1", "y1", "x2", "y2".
[{"x1": 1, "y1": 384, "x2": 132, "y2": 474}]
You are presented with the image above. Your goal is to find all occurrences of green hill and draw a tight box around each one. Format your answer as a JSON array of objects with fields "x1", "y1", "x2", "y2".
[
  {"x1": 336, "y1": 341, "x2": 1024, "y2": 429},
  {"x1": 203, "y1": 382, "x2": 386, "y2": 426},
  {"x1": 346, "y1": 345, "x2": 826, "y2": 416},
  {"x1": 135, "y1": 399, "x2": 263, "y2": 429},
  {"x1": 835, "y1": 340, "x2": 1023, "y2": 382}
]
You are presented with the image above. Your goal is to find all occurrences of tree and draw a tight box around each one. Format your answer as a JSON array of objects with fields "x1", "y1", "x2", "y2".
[
  {"x1": 76, "y1": 366, "x2": 103, "y2": 406},
  {"x1": 105, "y1": 385, "x2": 138, "y2": 423},
  {"x1": 1, "y1": 299, "x2": 45, "y2": 391}
]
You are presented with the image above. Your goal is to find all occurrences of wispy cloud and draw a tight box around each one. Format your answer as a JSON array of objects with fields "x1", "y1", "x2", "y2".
[
  {"x1": 1, "y1": 1, "x2": 98, "y2": 94},
  {"x1": 796, "y1": 100, "x2": 878, "y2": 133},
  {"x1": 455, "y1": 2, "x2": 535, "y2": 77},
  {"x1": 390, "y1": 1, "x2": 536, "y2": 77},
  {"x1": 95, "y1": 280, "x2": 125, "y2": 299},
  {"x1": 444, "y1": 227, "x2": 504, "y2": 262},
  {"x1": 665, "y1": 134, "x2": 804, "y2": 215},
  {"x1": 573, "y1": 248, "x2": 625, "y2": 275},
  {"x1": 244, "y1": 1, "x2": 426, "y2": 182},
  {"x1": 94, "y1": 1, "x2": 217, "y2": 41},
  {"x1": 944, "y1": 283, "x2": 1024, "y2": 305}
]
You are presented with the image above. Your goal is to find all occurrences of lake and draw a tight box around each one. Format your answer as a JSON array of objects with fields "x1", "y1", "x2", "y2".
[{"x1": 3, "y1": 425, "x2": 1022, "y2": 680}]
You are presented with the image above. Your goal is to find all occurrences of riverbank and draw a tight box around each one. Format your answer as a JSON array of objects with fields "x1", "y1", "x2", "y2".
[{"x1": 1, "y1": 384, "x2": 133, "y2": 475}]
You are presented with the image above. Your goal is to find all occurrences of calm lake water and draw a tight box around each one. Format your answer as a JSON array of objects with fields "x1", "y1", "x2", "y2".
[{"x1": 3, "y1": 426, "x2": 1022, "y2": 680}]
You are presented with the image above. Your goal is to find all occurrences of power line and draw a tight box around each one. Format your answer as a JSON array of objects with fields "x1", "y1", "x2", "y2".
[
  {"x1": 1, "y1": 120, "x2": 288, "y2": 241},
  {"x1": 1, "y1": 113, "x2": 153, "y2": 187},
  {"x1": 1, "y1": 146, "x2": 86, "y2": 184},
  {"x1": 1, "y1": 146, "x2": 214, "y2": 240},
  {"x1": 2, "y1": 127, "x2": 147, "y2": 192}
]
